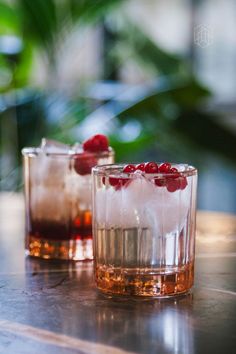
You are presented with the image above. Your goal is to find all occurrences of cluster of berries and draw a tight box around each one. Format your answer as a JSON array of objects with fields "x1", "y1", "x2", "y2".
[
  {"x1": 74, "y1": 135, "x2": 109, "y2": 175},
  {"x1": 73, "y1": 134, "x2": 188, "y2": 193},
  {"x1": 104, "y1": 162, "x2": 187, "y2": 193}
]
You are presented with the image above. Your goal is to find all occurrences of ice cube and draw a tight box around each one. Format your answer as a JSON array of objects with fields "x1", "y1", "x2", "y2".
[
  {"x1": 95, "y1": 175, "x2": 191, "y2": 235},
  {"x1": 40, "y1": 138, "x2": 70, "y2": 154},
  {"x1": 120, "y1": 176, "x2": 156, "y2": 228},
  {"x1": 124, "y1": 175, "x2": 156, "y2": 204},
  {"x1": 65, "y1": 171, "x2": 92, "y2": 208},
  {"x1": 30, "y1": 139, "x2": 70, "y2": 187},
  {"x1": 71, "y1": 142, "x2": 83, "y2": 154},
  {"x1": 96, "y1": 187, "x2": 118, "y2": 226},
  {"x1": 144, "y1": 182, "x2": 191, "y2": 235},
  {"x1": 95, "y1": 176, "x2": 155, "y2": 228}
]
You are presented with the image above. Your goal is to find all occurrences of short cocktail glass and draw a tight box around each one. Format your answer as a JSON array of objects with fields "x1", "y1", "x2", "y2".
[
  {"x1": 22, "y1": 139, "x2": 114, "y2": 260},
  {"x1": 92, "y1": 163, "x2": 197, "y2": 298}
]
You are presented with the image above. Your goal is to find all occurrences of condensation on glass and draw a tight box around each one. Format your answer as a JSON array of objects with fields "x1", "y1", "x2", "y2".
[
  {"x1": 22, "y1": 147, "x2": 114, "y2": 260},
  {"x1": 92, "y1": 164, "x2": 197, "y2": 298}
]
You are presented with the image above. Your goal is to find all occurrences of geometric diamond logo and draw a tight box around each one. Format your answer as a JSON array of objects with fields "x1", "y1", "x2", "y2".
[{"x1": 194, "y1": 24, "x2": 214, "y2": 48}]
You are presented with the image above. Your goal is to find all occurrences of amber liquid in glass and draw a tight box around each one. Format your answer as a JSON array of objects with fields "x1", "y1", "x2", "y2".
[
  {"x1": 94, "y1": 227, "x2": 194, "y2": 297},
  {"x1": 26, "y1": 210, "x2": 93, "y2": 260}
]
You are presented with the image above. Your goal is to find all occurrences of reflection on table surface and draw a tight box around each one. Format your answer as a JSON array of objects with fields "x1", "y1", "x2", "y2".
[{"x1": 0, "y1": 193, "x2": 235, "y2": 354}]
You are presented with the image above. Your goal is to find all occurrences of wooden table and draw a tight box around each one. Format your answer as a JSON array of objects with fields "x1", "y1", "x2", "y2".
[{"x1": 0, "y1": 193, "x2": 236, "y2": 354}]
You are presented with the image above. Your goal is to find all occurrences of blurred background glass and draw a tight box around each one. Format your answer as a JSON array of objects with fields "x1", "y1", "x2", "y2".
[{"x1": 0, "y1": 0, "x2": 236, "y2": 212}]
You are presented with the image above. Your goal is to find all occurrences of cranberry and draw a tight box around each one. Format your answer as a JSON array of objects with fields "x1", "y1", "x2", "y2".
[
  {"x1": 169, "y1": 167, "x2": 180, "y2": 178},
  {"x1": 167, "y1": 178, "x2": 180, "y2": 192},
  {"x1": 83, "y1": 134, "x2": 109, "y2": 153},
  {"x1": 179, "y1": 176, "x2": 188, "y2": 190},
  {"x1": 115, "y1": 178, "x2": 130, "y2": 190},
  {"x1": 108, "y1": 176, "x2": 131, "y2": 190},
  {"x1": 170, "y1": 167, "x2": 178, "y2": 173},
  {"x1": 120, "y1": 178, "x2": 130, "y2": 187},
  {"x1": 145, "y1": 162, "x2": 159, "y2": 174},
  {"x1": 109, "y1": 176, "x2": 120, "y2": 187},
  {"x1": 136, "y1": 163, "x2": 145, "y2": 171},
  {"x1": 123, "y1": 164, "x2": 136, "y2": 173},
  {"x1": 154, "y1": 178, "x2": 166, "y2": 187},
  {"x1": 159, "y1": 162, "x2": 171, "y2": 173},
  {"x1": 74, "y1": 154, "x2": 97, "y2": 175}
]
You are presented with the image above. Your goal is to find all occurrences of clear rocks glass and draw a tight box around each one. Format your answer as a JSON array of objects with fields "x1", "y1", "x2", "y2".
[
  {"x1": 92, "y1": 163, "x2": 197, "y2": 298},
  {"x1": 22, "y1": 140, "x2": 114, "y2": 260}
]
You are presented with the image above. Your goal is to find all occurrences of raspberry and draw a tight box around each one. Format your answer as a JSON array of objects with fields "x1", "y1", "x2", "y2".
[
  {"x1": 74, "y1": 154, "x2": 97, "y2": 175},
  {"x1": 136, "y1": 163, "x2": 145, "y2": 171},
  {"x1": 123, "y1": 164, "x2": 136, "y2": 173},
  {"x1": 83, "y1": 134, "x2": 109, "y2": 152},
  {"x1": 144, "y1": 162, "x2": 159, "y2": 173}
]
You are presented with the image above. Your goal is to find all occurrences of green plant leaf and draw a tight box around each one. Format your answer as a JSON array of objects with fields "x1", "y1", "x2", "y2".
[
  {"x1": 18, "y1": 0, "x2": 57, "y2": 55},
  {"x1": 116, "y1": 78, "x2": 210, "y2": 121},
  {"x1": 0, "y1": 2, "x2": 20, "y2": 33},
  {"x1": 67, "y1": 0, "x2": 125, "y2": 23},
  {"x1": 112, "y1": 78, "x2": 236, "y2": 164},
  {"x1": 173, "y1": 109, "x2": 236, "y2": 164}
]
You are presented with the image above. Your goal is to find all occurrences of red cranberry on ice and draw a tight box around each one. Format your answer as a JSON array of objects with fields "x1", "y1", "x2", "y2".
[{"x1": 144, "y1": 162, "x2": 159, "y2": 174}]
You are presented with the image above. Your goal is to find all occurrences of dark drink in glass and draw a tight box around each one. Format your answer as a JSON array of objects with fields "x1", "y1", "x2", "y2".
[{"x1": 23, "y1": 136, "x2": 114, "y2": 260}]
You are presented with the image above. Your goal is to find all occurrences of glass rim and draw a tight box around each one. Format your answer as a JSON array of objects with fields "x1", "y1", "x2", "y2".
[
  {"x1": 92, "y1": 163, "x2": 197, "y2": 177},
  {"x1": 21, "y1": 147, "x2": 114, "y2": 158}
]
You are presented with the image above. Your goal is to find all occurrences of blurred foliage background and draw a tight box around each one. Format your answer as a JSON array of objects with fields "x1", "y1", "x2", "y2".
[{"x1": 0, "y1": 0, "x2": 236, "y2": 212}]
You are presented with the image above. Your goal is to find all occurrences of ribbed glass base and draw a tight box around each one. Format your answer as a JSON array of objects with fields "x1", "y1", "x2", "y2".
[
  {"x1": 95, "y1": 262, "x2": 194, "y2": 297},
  {"x1": 26, "y1": 235, "x2": 93, "y2": 261}
]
